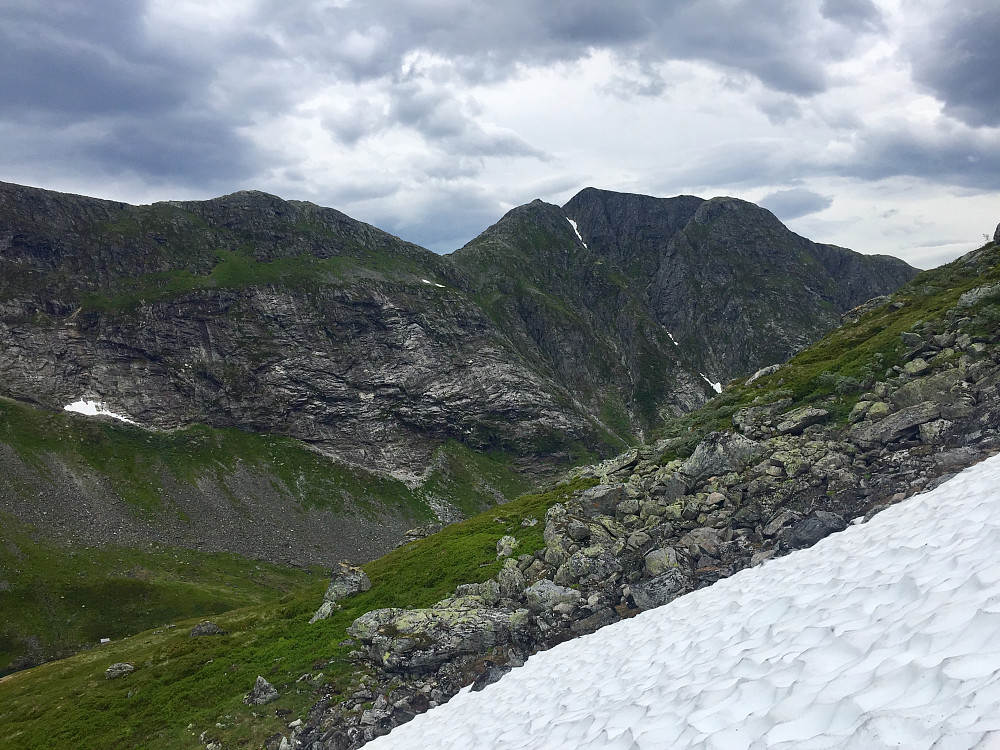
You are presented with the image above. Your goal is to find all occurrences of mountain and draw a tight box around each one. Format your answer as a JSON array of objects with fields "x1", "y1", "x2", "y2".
[
  {"x1": 562, "y1": 187, "x2": 918, "y2": 383},
  {"x1": 0, "y1": 181, "x2": 916, "y2": 565},
  {"x1": 1, "y1": 229, "x2": 997, "y2": 750}
]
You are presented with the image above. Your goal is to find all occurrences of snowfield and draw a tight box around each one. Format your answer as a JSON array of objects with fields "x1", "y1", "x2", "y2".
[{"x1": 368, "y1": 452, "x2": 1000, "y2": 749}]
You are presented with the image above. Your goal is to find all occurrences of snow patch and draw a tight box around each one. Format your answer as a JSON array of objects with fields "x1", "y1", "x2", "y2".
[
  {"x1": 368, "y1": 453, "x2": 1000, "y2": 750},
  {"x1": 421, "y1": 279, "x2": 446, "y2": 288},
  {"x1": 566, "y1": 218, "x2": 588, "y2": 249},
  {"x1": 700, "y1": 373, "x2": 723, "y2": 393},
  {"x1": 667, "y1": 331, "x2": 679, "y2": 346},
  {"x1": 63, "y1": 399, "x2": 136, "y2": 424}
]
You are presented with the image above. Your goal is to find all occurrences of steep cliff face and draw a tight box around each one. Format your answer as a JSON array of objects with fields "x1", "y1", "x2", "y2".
[
  {"x1": 0, "y1": 183, "x2": 610, "y2": 482},
  {"x1": 0, "y1": 181, "x2": 918, "y2": 543},
  {"x1": 564, "y1": 188, "x2": 919, "y2": 384}
]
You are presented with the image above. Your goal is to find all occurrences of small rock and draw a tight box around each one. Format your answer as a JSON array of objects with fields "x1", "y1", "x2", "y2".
[
  {"x1": 323, "y1": 562, "x2": 372, "y2": 604},
  {"x1": 496, "y1": 535, "x2": 518, "y2": 558},
  {"x1": 189, "y1": 621, "x2": 227, "y2": 638},
  {"x1": 244, "y1": 676, "x2": 279, "y2": 706},
  {"x1": 105, "y1": 663, "x2": 135, "y2": 680}
]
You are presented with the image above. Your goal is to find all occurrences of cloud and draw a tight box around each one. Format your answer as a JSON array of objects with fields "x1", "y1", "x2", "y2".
[
  {"x1": 903, "y1": 0, "x2": 1000, "y2": 128},
  {"x1": 819, "y1": 0, "x2": 885, "y2": 33},
  {"x1": 759, "y1": 188, "x2": 834, "y2": 220}
]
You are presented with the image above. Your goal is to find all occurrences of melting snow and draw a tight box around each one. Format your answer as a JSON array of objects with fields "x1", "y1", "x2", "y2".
[
  {"x1": 700, "y1": 373, "x2": 723, "y2": 393},
  {"x1": 667, "y1": 331, "x2": 679, "y2": 346},
  {"x1": 63, "y1": 399, "x2": 136, "y2": 424},
  {"x1": 566, "y1": 218, "x2": 588, "y2": 249},
  {"x1": 368, "y1": 452, "x2": 1000, "y2": 749},
  {"x1": 421, "y1": 279, "x2": 446, "y2": 288}
]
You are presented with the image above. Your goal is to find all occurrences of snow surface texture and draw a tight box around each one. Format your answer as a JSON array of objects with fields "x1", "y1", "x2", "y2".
[
  {"x1": 700, "y1": 373, "x2": 723, "y2": 393},
  {"x1": 368, "y1": 453, "x2": 1000, "y2": 749},
  {"x1": 63, "y1": 399, "x2": 135, "y2": 424}
]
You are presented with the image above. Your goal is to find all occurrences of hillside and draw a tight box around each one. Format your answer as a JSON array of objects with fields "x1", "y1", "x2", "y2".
[{"x1": 0, "y1": 228, "x2": 994, "y2": 749}]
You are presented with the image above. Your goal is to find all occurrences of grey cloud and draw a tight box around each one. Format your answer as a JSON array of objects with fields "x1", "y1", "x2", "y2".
[
  {"x1": 820, "y1": 0, "x2": 884, "y2": 32},
  {"x1": 759, "y1": 188, "x2": 833, "y2": 220},
  {"x1": 904, "y1": 1, "x2": 1000, "y2": 127}
]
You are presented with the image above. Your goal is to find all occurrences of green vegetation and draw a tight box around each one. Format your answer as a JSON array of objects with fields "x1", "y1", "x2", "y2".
[
  {"x1": 0, "y1": 512, "x2": 323, "y2": 677},
  {"x1": 651, "y1": 240, "x2": 1000, "y2": 459},
  {"x1": 0, "y1": 477, "x2": 595, "y2": 750}
]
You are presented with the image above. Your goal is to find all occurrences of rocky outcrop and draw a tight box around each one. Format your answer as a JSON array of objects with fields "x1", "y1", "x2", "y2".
[{"x1": 292, "y1": 260, "x2": 1000, "y2": 748}]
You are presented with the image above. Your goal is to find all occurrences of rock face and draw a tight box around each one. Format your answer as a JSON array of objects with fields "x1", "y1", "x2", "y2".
[
  {"x1": 0, "y1": 180, "x2": 916, "y2": 566},
  {"x1": 562, "y1": 188, "x2": 918, "y2": 385}
]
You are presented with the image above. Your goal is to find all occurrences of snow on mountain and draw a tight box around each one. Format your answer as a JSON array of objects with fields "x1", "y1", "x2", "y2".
[{"x1": 368, "y1": 452, "x2": 1000, "y2": 749}]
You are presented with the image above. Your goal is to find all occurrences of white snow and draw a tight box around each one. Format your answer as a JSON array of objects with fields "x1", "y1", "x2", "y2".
[
  {"x1": 368, "y1": 452, "x2": 1000, "y2": 749},
  {"x1": 421, "y1": 278, "x2": 445, "y2": 288},
  {"x1": 700, "y1": 373, "x2": 723, "y2": 393},
  {"x1": 566, "y1": 218, "x2": 588, "y2": 249},
  {"x1": 63, "y1": 399, "x2": 136, "y2": 424},
  {"x1": 667, "y1": 331, "x2": 679, "y2": 346}
]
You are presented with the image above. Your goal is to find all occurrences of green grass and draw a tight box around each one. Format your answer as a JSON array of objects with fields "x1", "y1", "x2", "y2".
[
  {"x1": 0, "y1": 511, "x2": 323, "y2": 677},
  {"x1": 0, "y1": 476, "x2": 595, "y2": 750}
]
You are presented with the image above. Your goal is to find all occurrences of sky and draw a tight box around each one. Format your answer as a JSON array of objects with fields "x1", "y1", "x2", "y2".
[{"x1": 2, "y1": 1, "x2": 999, "y2": 268}]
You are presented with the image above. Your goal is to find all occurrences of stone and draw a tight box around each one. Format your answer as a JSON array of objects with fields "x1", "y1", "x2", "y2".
[
  {"x1": 630, "y1": 569, "x2": 688, "y2": 610},
  {"x1": 309, "y1": 601, "x2": 338, "y2": 624},
  {"x1": 104, "y1": 662, "x2": 134, "y2": 680},
  {"x1": 347, "y1": 605, "x2": 530, "y2": 673},
  {"x1": 852, "y1": 401, "x2": 941, "y2": 447},
  {"x1": 903, "y1": 357, "x2": 932, "y2": 376},
  {"x1": 244, "y1": 676, "x2": 279, "y2": 705},
  {"x1": 524, "y1": 579, "x2": 582, "y2": 613},
  {"x1": 680, "y1": 433, "x2": 763, "y2": 485},
  {"x1": 496, "y1": 535, "x2": 518, "y2": 558},
  {"x1": 780, "y1": 511, "x2": 847, "y2": 549},
  {"x1": 677, "y1": 527, "x2": 724, "y2": 557},
  {"x1": 566, "y1": 520, "x2": 591, "y2": 542},
  {"x1": 867, "y1": 401, "x2": 893, "y2": 420},
  {"x1": 471, "y1": 661, "x2": 512, "y2": 692},
  {"x1": 189, "y1": 621, "x2": 227, "y2": 638},
  {"x1": 643, "y1": 547, "x2": 680, "y2": 577},
  {"x1": 553, "y1": 547, "x2": 622, "y2": 587},
  {"x1": 577, "y1": 485, "x2": 626, "y2": 516},
  {"x1": 762, "y1": 509, "x2": 802, "y2": 538},
  {"x1": 776, "y1": 406, "x2": 829, "y2": 435},
  {"x1": 324, "y1": 562, "x2": 372, "y2": 604},
  {"x1": 496, "y1": 559, "x2": 527, "y2": 599}
]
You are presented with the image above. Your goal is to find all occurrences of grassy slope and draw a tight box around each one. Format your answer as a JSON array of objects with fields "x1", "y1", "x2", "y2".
[
  {"x1": 0, "y1": 513, "x2": 324, "y2": 676},
  {"x1": 652, "y1": 241, "x2": 1000, "y2": 459},
  {"x1": 0, "y1": 477, "x2": 594, "y2": 750}
]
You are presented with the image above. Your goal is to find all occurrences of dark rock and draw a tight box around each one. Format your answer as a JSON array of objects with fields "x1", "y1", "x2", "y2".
[
  {"x1": 780, "y1": 511, "x2": 847, "y2": 549},
  {"x1": 189, "y1": 621, "x2": 227, "y2": 638},
  {"x1": 776, "y1": 406, "x2": 829, "y2": 435},
  {"x1": 680, "y1": 432, "x2": 763, "y2": 485},
  {"x1": 524, "y1": 579, "x2": 581, "y2": 613},
  {"x1": 577, "y1": 485, "x2": 626, "y2": 516},
  {"x1": 630, "y1": 569, "x2": 689, "y2": 610},
  {"x1": 470, "y1": 661, "x2": 512, "y2": 692},
  {"x1": 852, "y1": 401, "x2": 941, "y2": 447}
]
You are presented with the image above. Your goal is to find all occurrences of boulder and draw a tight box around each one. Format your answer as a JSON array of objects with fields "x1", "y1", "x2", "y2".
[
  {"x1": 524, "y1": 579, "x2": 581, "y2": 613},
  {"x1": 189, "y1": 621, "x2": 227, "y2": 638},
  {"x1": 775, "y1": 406, "x2": 829, "y2": 435},
  {"x1": 630, "y1": 569, "x2": 688, "y2": 610},
  {"x1": 496, "y1": 559, "x2": 527, "y2": 599},
  {"x1": 680, "y1": 433, "x2": 763, "y2": 485},
  {"x1": 347, "y1": 605, "x2": 530, "y2": 673},
  {"x1": 309, "y1": 601, "x2": 337, "y2": 624},
  {"x1": 496, "y1": 535, "x2": 518, "y2": 559},
  {"x1": 324, "y1": 562, "x2": 372, "y2": 604},
  {"x1": 643, "y1": 547, "x2": 680, "y2": 577},
  {"x1": 244, "y1": 676, "x2": 279, "y2": 705},
  {"x1": 852, "y1": 401, "x2": 941, "y2": 447},
  {"x1": 577, "y1": 485, "x2": 626, "y2": 516},
  {"x1": 104, "y1": 662, "x2": 134, "y2": 680},
  {"x1": 780, "y1": 511, "x2": 847, "y2": 549},
  {"x1": 553, "y1": 547, "x2": 622, "y2": 587}
]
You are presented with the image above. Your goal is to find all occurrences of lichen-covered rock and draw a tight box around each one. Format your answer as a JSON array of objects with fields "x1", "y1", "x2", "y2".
[
  {"x1": 189, "y1": 621, "x2": 227, "y2": 638},
  {"x1": 347, "y1": 605, "x2": 530, "y2": 673},
  {"x1": 524, "y1": 579, "x2": 582, "y2": 613},
  {"x1": 244, "y1": 676, "x2": 279, "y2": 705},
  {"x1": 629, "y1": 569, "x2": 688, "y2": 610},
  {"x1": 852, "y1": 401, "x2": 941, "y2": 447},
  {"x1": 776, "y1": 406, "x2": 829, "y2": 435},
  {"x1": 104, "y1": 662, "x2": 134, "y2": 680},
  {"x1": 643, "y1": 547, "x2": 680, "y2": 577},
  {"x1": 496, "y1": 559, "x2": 527, "y2": 600},
  {"x1": 680, "y1": 433, "x2": 764, "y2": 486},
  {"x1": 324, "y1": 562, "x2": 372, "y2": 604}
]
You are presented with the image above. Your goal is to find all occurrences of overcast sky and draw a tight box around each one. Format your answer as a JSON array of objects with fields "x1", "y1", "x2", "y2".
[{"x1": 2, "y1": 0, "x2": 999, "y2": 268}]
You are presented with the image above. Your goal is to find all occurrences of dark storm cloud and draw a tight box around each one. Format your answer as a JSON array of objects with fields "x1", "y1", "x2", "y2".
[
  {"x1": 0, "y1": 0, "x2": 264, "y2": 188},
  {"x1": 904, "y1": 1, "x2": 1000, "y2": 128},
  {"x1": 759, "y1": 188, "x2": 833, "y2": 220}
]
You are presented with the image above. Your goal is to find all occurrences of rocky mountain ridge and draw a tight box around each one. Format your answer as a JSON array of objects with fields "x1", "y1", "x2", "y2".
[
  {"x1": 278, "y1": 238, "x2": 1000, "y2": 749},
  {"x1": 1, "y1": 181, "x2": 915, "y2": 484}
]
